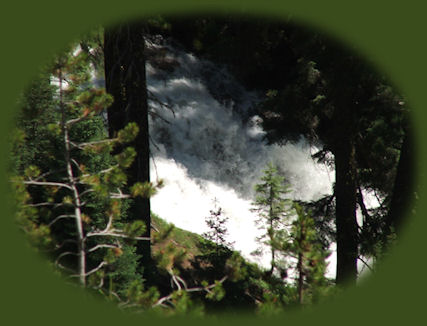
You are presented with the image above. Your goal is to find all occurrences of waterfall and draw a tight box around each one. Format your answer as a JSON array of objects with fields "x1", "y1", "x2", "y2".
[{"x1": 146, "y1": 37, "x2": 336, "y2": 274}]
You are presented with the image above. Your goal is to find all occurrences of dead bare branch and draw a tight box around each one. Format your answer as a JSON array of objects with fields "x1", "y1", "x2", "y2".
[
  {"x1": 87, "y1": 244, "x2": 120, "y2": 253},
  {"x1": 153, "y1": 275, "x2": 228, "y2": 308},
  {"x1": 48, "y1": 214, "x2": 76, "y2": 227},
  {"x1": 23, "y1": 180, "x2": 73, "y2": 190}
]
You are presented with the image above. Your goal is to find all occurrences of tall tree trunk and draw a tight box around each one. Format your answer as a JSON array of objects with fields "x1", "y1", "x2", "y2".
[
  {"x1": 59, "y1": 66, "x2": 86, "y2": 287},
  {"x1": 104, "y1": 22, "x2": 152, "y2": 276},
  {"x1": 334, "y1": 139, "x2": 358, "y2": 285}
]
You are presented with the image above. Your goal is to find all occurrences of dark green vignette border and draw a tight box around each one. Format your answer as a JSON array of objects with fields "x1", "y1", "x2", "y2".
[{"x1": 1, "y1": 1, "x2": 425, "y2": 325}]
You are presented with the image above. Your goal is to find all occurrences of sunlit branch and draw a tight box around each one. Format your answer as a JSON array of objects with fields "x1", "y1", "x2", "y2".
[
  {"x1": 48, "y1": 214, "x2": 76, "y2": 227},
  {"x1": 110, "y1": 188, "x2": 131, "y2": 199},
  {"x1": 24, "y1": 202, "x2": 62, "y2": 208},
  {"x1": 85, "y1": 231, "x2": 150, "y2": 241},
  {"x1": 79, "y1": 188, "x2": 95, "y2": 197},
  {"x1": 66, "y1": 115, "x2": 90, "y2": 127},
  {"x1": 153, "y1": 276, "x2": 228, "y2": 308},
  {"x1": 70, "y1": 137, "x2": 117, "y2": 149},
  {"x1": 22, "y1": 180, "x2": 73, "y2": 190},
  {"x1": 84, "y1": 261, "x2": 107, "y2": 277},
  {"x1": 87, "y1": 244, "x2": 120, "y2": 253},
  {"x1": 55, "y1": 251, "x2": 78, "y2": 268}
]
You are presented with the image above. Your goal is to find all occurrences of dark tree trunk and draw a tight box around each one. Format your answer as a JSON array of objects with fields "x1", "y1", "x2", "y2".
[
  {"x1": 333, "y1": 137, "x2": 358, "y2": 285},
  {"x1": 331, "y1": 96, "x2": 359, "y2": 286},
  {"x1": 104, "y1": 22, "x2": 152, "y2": 275},
  {"x1": 386, "y1": 128, "x2": 415, "y2": 236}
]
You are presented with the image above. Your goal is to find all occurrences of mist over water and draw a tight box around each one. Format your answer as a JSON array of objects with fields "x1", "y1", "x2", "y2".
[{"x1": 146, "y1": 38, "x2": 336, "y2": 272}]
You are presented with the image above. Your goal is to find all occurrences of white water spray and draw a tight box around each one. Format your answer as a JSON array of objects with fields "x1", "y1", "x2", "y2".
[{"x1": 146, "y1": 38, "x2": 336, "y2": 274}]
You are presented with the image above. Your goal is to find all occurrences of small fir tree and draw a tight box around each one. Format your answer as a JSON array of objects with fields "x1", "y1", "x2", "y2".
[
  {"x1": 202, "y1": 199, "x2": 234, "y2": 256},
  {"x1": 251, "y1": 163, "x2": 293, "y2": 276},
  {"x1": 280, "y1": 203, "x2": 330, "y2": 304}
]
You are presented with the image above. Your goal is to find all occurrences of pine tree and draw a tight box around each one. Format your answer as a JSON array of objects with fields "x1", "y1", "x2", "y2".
[
  {"x1": 251, "y1": 164, "x2": 329, "y2": 305},
  {"x1": 11, "y1": 44, "x2": 160, "y2": 289},
  {"x1": 251, "y1": 163, "x2": 293, "y2": 276},
  {"x1": 280, "y1": 203, "x2": 330, "y2": 304},
  {"x1": 202, "y1": 199, "x2": 234, "y2": 257}
]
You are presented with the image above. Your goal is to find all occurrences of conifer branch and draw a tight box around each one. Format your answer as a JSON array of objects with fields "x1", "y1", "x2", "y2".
[
  {"x1": 185, "y1": 276, "x2": 228, "y2": 293},
  {"x1": 22, "y1": 180, "x2": 73, "y2": 190},
  {"x1": 55, "y1": 251, "x2": 78, "y2": 266},
  {"x1": 70, "y1": 137, "x2": 117, "y2": 149},
  {"x1": 48, "y1": 214, "x2": 76, "y2": 227},
  {"x1": 24, "y1": 202, "x2": 63, "y2": 208},
  {"x1": 358, "y1": 255, "x2": 374, "y2": 273},
  {"x1": 109, "y1": 191, "x2": 132, "y2": 199},
  {"x1": 56, "y1": 262, "x2": 75, "y2": 273},
  {"x1": 71, "y1": 158, "x2": 82, "y2": 171},
  {"x1": 79, "y1": 188, "x2": 95, "y2": 197},
  {"x1": 85, "y1": 231, "x2": 150, "y2": 241},
  {"x1": 65, "y1": 115, "x2": 90, "y2": 127},
  {"x1": 153, "y1": 276, "x2": 228, "y2": 308},
  {"x1": 84, "y1": 261, "x2": 108, "y2": 277},
  {"x1": 87, "y1": 244, "x2": 120, "y2": 253}
]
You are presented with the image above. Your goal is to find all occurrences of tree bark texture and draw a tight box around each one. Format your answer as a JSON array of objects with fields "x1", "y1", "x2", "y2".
[
  {"x1": 104, "y1": 22, "x2": 152, "y2": 273},
  {"x1": 327, "y1": 87, "x2": 359, "y2": 285},
  {"x1": 333, "y1": 133, "x2": 358, "y2": 285}
]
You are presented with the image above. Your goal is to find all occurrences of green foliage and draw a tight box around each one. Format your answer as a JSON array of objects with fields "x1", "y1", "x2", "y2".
[
  {"x1": 105, "y1": 245, "x2": 142, "y2": 297},
  {"x1": 155, "y1": 242, "x2": 187, "y2": 273},
  {"x1": 87, "y1": 270, "x2": 105, "y2": 289},
  {"x1": 76, "y1": 88, "x2": 113, "y2": 114},
  {"x1": 102, "y1": 167, "x2": 127, "y2": 189},
  {"x1": 202, "y1": 203, "x2": 234, "y2": 258},
  {"x1": 26, "y1": 224, "x2": 52, "y2": 249},
  {"x1": 167, "y1": 290, "x2": 205, "y2": 317},
  {"x1": 225, "y1": 252, "x2": 247, "y2": 282},
  {"x1": 251, "y1": 163, "x2": 293, "y2": 274},
  {"x1": 10, "y1": 72, "x2": 61, "y2": 177},
  {"x1": 281, "y1": 203, "x2": 330, "y2": 303},
  {"x1": 130, "y1": 182, "x2": 157, "y2": 198},
  {"x1": 125, "y1": 280, "x2": 160, "y2": 308},
  {"x1": 205, "y1": 281, "x2": 225, "y2": 301},
  {"x1": 24, "y1": 165, "x2": 41, "y2": 179},
  {"x1": 255, "y1": 291, "x2": 285, "y2": 316},
  {"x1": 114, "y1": 147, "x2": 137, "y2": 168},
  {"x1": 253, "y1": 23, "x2": 410, "y2": 281},
  {"x1": 250, "y1": 164, "x2": 331, "y2": 306},
  {"x1": 9, "y1": 35, "x2": 158, "y2": 294},
  {"x1": 117, "y1": 122, "x2": 139, "y2": 143},
  {"x1": 9, "y1": 21, "x2": 349, "y2": 315},
  {"x1": 124, "y1": 220, "x2": 146, "y2": 238}
]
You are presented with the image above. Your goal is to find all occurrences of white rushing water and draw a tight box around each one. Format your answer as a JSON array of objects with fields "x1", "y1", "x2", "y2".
[{"x1": 145, "y1": 38, "x2": 336, "y2": 275}]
